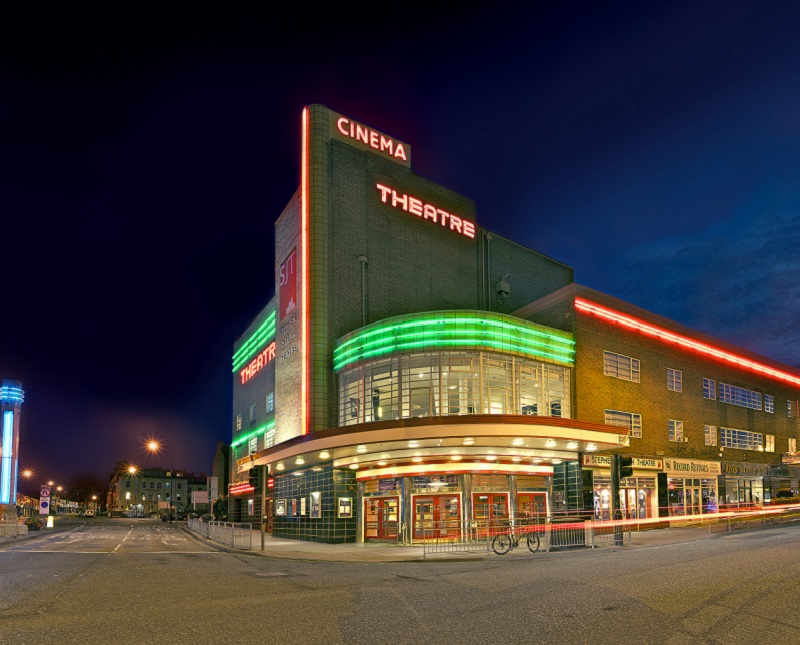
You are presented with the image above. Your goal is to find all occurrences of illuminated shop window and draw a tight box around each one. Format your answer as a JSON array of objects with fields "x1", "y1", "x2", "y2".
[
  {"x1": 667, "y1": 369, "x2": 682, "y2": 392},
  {"x1": 719, "y1": 383, "x2": 762, "y2": 410},
  {"x1": 765, "y1": 434, "x2": 775, "y2": 453},
  {"x1": 603, "y1": 351, "x2": 640, "y2": 383},
  {"x1": 704, "y1": 425, "x2": 717, "y2": 446},
  {"x1": 604, "y1": 409, "x2": 642, "y2": 438},
  {"x1": 765, "y1": 395, "x2": 774, "y2": 413},
  {"x1": 719, "y1": 427, "x2": 763, "y2": 451},
  {"x1": 703, "y1": 378, "x2": 716, "y2": 400},
  {"x1": 337, "y1": 350, "x2": 570, "y2": 426},
  {"x1": 668, "y1": 419, "x2": 684, "y2": 442}
]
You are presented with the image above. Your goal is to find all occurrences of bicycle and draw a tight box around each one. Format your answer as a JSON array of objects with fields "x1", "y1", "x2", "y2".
[{"x1": 492, "y1": 523, "x2": 540, "y2": 555}]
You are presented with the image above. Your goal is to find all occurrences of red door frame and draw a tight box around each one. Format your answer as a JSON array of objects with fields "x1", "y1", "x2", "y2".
[
  {"x1": 364, "y1": 496, "x2": 399, "y2": 541},
  {"x1": 412, "y1": 494, "x2": 461, "y2": 540}
]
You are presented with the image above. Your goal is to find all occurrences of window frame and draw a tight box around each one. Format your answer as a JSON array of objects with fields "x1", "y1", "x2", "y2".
[
  {"x1": 666, "y1": 369, "x2": 682, "y2": 393},
  {"x1": 603, "y1": 351, "x2": 641, "y2": 383}
]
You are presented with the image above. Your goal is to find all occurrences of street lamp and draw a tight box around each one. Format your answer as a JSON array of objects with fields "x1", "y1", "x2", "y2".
[{"x1": 146, "y1": 439, "x2": 176, "y2": 523}]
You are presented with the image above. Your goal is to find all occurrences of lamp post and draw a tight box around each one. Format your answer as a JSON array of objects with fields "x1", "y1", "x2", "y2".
[
  {"x1": 127, "y1": 465, "x2": 140, "y2": 518},
  {"x1": 146, "y1": 439, "x2": 175, "y2": 523}
]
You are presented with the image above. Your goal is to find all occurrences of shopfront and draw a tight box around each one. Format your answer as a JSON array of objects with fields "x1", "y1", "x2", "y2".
[
  {"x1": 663, "y1": 458, "x2": 720, "y2": 516},
  {"x1": 363, "y1": 478, "x2": 401, "y2": 541},
  {"x1": 582, "y1": 455, "x2": 661, "y2": 521},
  {"x1": 721, "y1": 462, "x2": 767, "y2": 509}
]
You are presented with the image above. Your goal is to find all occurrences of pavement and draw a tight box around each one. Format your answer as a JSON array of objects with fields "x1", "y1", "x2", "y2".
[
  {"x1": 0, "y1": 516, "x2": 737, "y2": 563},
  {"x1": 180, "y1": 522, "x2": 725, "y2": 563}
]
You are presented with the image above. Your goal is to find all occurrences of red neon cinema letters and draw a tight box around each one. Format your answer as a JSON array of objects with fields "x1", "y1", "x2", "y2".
[
  {"x1": 375, "y1": 183, "x2": 476, "y2": 239},
  {"x1": 337, "y1": 117, "x2": 408, "y2": 161},
  {"x1": 240, "y1": 342, "x2": 276, "y2": 384}
]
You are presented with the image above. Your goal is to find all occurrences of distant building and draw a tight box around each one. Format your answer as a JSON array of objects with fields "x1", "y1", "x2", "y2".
[{"x1": 107, "y1": 467, "x2": 193, "y2": 517}]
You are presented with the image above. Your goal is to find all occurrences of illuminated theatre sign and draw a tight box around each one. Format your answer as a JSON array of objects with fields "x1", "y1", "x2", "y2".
[
  {"x1": 376, "y1": 183, "x2": 476, "y2": 239},
  {"x1": 240, "y1": 342, "x2": 276, "y2": 384},
  {"x1": 330, "y1": 112, "x2": 411, "y2": 167}
]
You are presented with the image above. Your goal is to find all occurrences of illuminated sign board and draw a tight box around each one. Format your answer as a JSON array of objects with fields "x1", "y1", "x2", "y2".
[
  {"x1": 376, "y1": 183, "x2": 476, "y2": 239},
  {"x1": 279, "y1": 248, "x2": 297, "y2": 320},
  {"x1": 332, "y1": 115, "x2": 410, "y2": 166},
  {"x1": 240, "y1": 342, "x2": 276, "y2": 384}
]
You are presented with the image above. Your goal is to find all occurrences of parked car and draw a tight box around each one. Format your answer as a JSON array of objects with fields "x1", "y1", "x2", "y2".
[{"x1": 84, "y1": 510, "x2": 95, "y2": 517}]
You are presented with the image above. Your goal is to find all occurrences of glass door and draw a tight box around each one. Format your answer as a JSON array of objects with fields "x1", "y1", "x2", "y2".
[
  {"x1": 364, "y1": 497, "x2": 399, "y2": 541},
  {"x1": 413, "y1": 494, "x2": 461, "y2": 540}
]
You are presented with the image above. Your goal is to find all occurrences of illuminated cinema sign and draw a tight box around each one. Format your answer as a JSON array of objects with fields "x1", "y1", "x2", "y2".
[
  {"x1": 330, "y1": 112, "x2": 411, "y2": 167},
  {"x1": 240, "y1": 342, "x2": 276, "y2": 384},
  {"x1": 376, "y1": 183, "x2": 476, "y2": 239}
]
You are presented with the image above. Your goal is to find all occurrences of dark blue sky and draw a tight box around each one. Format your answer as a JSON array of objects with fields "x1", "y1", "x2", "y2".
[{"x1": 3, "y1": 3, "x2": 800, "y2": 487}]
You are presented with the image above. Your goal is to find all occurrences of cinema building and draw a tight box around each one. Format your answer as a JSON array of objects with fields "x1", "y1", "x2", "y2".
[{"x1": 228, "y1": 105, "x2": 800, "y2": 543}]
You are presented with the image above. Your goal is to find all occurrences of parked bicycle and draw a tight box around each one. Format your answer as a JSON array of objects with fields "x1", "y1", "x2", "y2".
[{"x1": 492, "y1": 522, "x2": 540, "y2": 555}]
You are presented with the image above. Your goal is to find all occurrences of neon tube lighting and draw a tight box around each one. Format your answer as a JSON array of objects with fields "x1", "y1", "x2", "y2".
[
  {"x1": 0, "y1": 386, "x2": 24, "y2": 404},
  {"x1": 301, "y1": 107, "x2": 309, "y2": 435},
  {"x1": 334, "y1": 314, "x2": 575, "y2": 371},
  {"x1": 0, "y1": 411, "x2": 13, "y2": 504},
  {"x1": 575, "y1": 298, "x2": 800, "y2": 388},
  {"x1": 231, "y1": 310, "x2": 276, "y2": 370},
  {"x1": 231, "y1": 419, "x2": 276, "y2": 448}
]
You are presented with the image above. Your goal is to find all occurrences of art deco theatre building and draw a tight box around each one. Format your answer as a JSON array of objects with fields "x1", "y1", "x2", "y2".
[{"x1": 228, "y1": 105, "x2": 800, "y2": 543}]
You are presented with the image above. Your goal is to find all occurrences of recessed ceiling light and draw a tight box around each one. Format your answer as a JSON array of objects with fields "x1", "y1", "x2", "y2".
[
  {"x1": 512, "y1": 457, "x2": 521, "y2": 462},
  {"x1": 462, "y1": 438, "x2": 475, "y2": 445},
  {"x1": 293, "y1": 471, "x2": 303, "y2": 477},
  {"x1": 566, "y1": 442, "x2": 578, "y2": 450},
  {"x1": 377, "y1": 460, "x2": 387, "y2": 466},
  {"x1": 545, "y1": 439, "x2": 556, "y2": 448},
  {"x1": 312, "y1": 467, "x2": 322, "y2": 472},
  {"x1": 512, "y1": 438, "x2": 524, "y2": 446},
  {"x1": 349, "y1": 463, "x2": 359, "y2": 470},
  {"x1": 276, "y1": 462, "x2": 285, "y2": 470},
  {"x1": 586, "y1": 443, "x2": 597, "y2": 452},
  {"x1": 412, "y1": 457, "x2": 423, "y2": 463},
  {"x1": 356, "y1": 445, "x2": 367, "y2": 453},
  {"x1": 319, "y1": 451, "x2": 330, "y2": 459},
  {"x1": 532, "y1": 458, "x2": 543, "y2": 464},
  {"x1": 380, "y1": 453, "x2": 390, "y2": 459},
  {"x1": 408, "y1": 441, "x2": 420, "y2": 448},
  {"x1": 485, "y1": 455, "x2": 497, "y2": 461},
  {"x1": 295, "y1": 457, "x2": 305, "y2": 465},
  {"x1": 552, "y1": 459, "x2": 562, "y2": 464},
  {"x1": 451, "y1": 455, "x2": 462, "y2": 461}
]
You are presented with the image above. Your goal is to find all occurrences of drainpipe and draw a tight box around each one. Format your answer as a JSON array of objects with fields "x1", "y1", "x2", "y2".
[{"x1": 358, "y1": 255, "x2": 368, "y2": 326}]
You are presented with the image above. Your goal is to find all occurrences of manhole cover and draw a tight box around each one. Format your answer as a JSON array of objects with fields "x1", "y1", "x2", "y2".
[{"x1": 254, "y1": 572, "x2": 288, "y2": 577}]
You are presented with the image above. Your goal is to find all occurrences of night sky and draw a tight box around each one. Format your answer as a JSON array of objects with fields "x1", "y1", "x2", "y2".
[{"x1": 4, "y1": 4, "x2": 800, "y2": 492}]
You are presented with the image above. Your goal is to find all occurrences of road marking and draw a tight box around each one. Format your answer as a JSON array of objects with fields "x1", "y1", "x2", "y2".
[{"x1": 113, "y1": 527, "x2": 134, "y2": 552}]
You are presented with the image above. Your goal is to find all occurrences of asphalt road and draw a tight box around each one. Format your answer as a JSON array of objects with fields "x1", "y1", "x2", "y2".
[{"x1": 1, "y1": 518, "x2": 799, "y2": 644}]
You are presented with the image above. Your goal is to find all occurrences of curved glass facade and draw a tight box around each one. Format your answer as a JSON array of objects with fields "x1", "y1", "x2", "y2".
[{"x1": 338, "y1": 350, "x2": 571, "y2": 426}]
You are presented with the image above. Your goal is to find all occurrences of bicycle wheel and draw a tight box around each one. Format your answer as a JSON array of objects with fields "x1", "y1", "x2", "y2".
[
  {"x1": 526, "y1": 531, "x2": 540, "y2": 553},
  {"x1": 492, "y1": 532, "x2": 513, "y2": 555}
]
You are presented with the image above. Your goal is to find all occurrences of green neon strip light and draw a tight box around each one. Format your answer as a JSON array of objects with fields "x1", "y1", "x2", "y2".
[
  {"x1": 231, "y1": 419, "x2": 276, "y2": 448},
  {"x1": 333, "y1": 312, "x2": 575, "y2": 371},
  {"x1": 231, "y1": 310, "x2": 276, "y2": 372}
]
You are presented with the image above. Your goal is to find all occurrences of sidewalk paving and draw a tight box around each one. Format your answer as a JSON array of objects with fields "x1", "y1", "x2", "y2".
[{"x1": 185, "y1": 523, "x2": 724, "y2": 563}]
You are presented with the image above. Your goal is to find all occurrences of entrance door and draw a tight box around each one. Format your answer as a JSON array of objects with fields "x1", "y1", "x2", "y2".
[
  {"x1": 473, "y1": 493, "x2": 509, "y2": 535},
  {"x1": 413, "y1": 495, "x2": 460, "y2": 540},
  {"x1": 686, "y1": 484, "x2": 702, "y2": 515},
  {"x1": 364, "y1": 497, "x2": 399, "y2": 541},
  {"x1": 265, "y1": 499, "x2": 274, "y2": 533}
]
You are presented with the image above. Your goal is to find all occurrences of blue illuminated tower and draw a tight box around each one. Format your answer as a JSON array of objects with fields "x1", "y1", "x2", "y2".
[{"x1": 0, "y1": 379, "x2": 24, "y2": 520}]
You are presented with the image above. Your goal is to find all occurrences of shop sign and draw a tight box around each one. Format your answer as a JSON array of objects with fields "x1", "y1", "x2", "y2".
[
  {"x1": 663, "y1": 458, "x2": 721, "y2": 476},
  {"x1": 582, "y1": 455, "x2": 662, "y2": 470},
  {"x1": 722, "y1": 462, "x2": 769, "y2": 476},
  {"x1": 782, "y1": 452, "x2": 800, "y2": 466},
  {"x1": 379, "y1": 478, "x2": 399, "y2": 492},
  {"x1": 275, "y1": 499, "x2": 286, "y2": 516},
  {"x1": 331, "y1": 114, "x2": 410, "y2": 166},
  {"x1": 376, "y1": 183, "x2": 476, "y2": 239}
]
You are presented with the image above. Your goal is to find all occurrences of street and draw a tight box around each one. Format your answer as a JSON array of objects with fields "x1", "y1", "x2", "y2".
[{"x1": 1, "y1": 518, "x2": 799, "y2": 644}]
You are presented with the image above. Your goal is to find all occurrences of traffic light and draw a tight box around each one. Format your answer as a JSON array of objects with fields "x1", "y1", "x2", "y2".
[
  {"x1": 248, "y1": 468, "x2": 260, "y2": 488},
  {"x1": 618, "y1": 456, "x2": 634, "y2": 479}
]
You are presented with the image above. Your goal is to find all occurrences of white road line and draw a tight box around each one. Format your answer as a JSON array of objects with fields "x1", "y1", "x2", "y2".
[
  {"x1": 112, "y1": 527, "x2": 134, "y2": 552},
  {"x1": 11, "y1": 550, "x2": 223, "y2": 554}
]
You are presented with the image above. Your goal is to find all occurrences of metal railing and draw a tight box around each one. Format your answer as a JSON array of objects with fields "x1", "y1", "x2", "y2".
[
  {"x1": 187, "y1": 518, "x2": 252, "y2": 550},
  {"x1": 0, "y1": 520, "x2": 27, "y2": 541}
]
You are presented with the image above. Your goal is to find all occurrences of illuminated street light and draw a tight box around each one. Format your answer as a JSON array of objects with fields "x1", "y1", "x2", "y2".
[{"x1": 146, "y1": 438, "x2": 176, "y2": 523}]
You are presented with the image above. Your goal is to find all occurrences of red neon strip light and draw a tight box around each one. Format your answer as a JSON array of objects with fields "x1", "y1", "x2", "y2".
[
  {"x1": 575, "y1": 297, "x2": 800, "y2": 387},
  {"x1": 301, "y1": 107, "x2": 309, "y2": 435},
  {"x1": 229, "y1": 483, "x2": 255, "y2": 495}
]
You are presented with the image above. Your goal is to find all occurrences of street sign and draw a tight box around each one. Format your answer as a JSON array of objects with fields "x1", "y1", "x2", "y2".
[{"x1": 40, "y1": 487, "x2": 50, "y2": 498}]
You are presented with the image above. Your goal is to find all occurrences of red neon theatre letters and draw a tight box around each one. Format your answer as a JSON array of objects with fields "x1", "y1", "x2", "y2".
[
  {"x1": 375, "y1": 183, "x2": 476, "y2": 239},
  {"x1": 240, "y1": 342, "x2": 276, "y2": 384}
]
